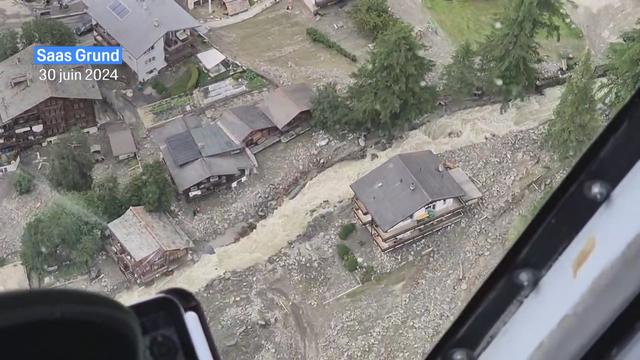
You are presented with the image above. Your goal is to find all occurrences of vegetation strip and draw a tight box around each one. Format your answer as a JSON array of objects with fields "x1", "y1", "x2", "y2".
[{"x1": 306, "y1": 27, "x2": 357, "y2": 62}]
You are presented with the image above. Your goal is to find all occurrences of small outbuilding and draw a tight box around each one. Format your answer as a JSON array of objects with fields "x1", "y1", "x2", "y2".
[
  {"x1": 218, "y1": 105, "x2": 279, "y2": 151},
  {"x1": 107, "y1": 123, "x2": 137, "y2": 160},
  {"x1": 196, "y1": 48, "x2": 228, "y2": 77},
  {"x1": 222, "y1": 0, "x2": 250, "y2": 16},
  {"x1": 107, "y1": 207, "x2": 193, "y2": 283},
  {"x1": 258, "y1": 83, "x2": 313, "y2": 132}
]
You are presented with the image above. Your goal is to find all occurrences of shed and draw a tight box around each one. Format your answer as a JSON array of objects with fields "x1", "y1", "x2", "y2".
[
  {"x1": 218, "y1": 105, "x2": 278, "y2": 146},
  {"x1": 259, "y1": 83, "x2": 314, "y2": 131},
  {"x1": 196, "y1": 48, "x2": 227, "y2": 77},
  {"x1": 107, "y1": 123, "x2": 137, "y2": 160},
  {"x1": 223, "y1": 0, "x2": 250, "y2": 16}
]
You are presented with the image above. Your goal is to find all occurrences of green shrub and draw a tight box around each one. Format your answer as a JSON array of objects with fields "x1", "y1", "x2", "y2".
[
  {"x1": 338, "y1": 223, "x2": 356, "y2": 240},
  {"x1": 242, "y1": 70, "x2": 267, "y2": 90},
  {"x1": 306, "y1": 27, "x2": 357, "y2": 62},
  {"x1": 344, "y1": 255, "x2": 359, "y2": 272},
  {"x1": 337, "y1": 243, "x2": 352, "y2": 259},
  {"x1": 14, "y1": 170, "x2": 33, "y2": 195},
  {"x1": 151, "y1": 79, "x2": 169, "y2": 96},
  {"x1": 186, "y1": 65, "x2": 199, "y2": 90},
  {"x1": 169, "y1": 64, "x2": 200, "y2": 96},
  {"x1": 360, "y1": 264, "x2": 375, "y2": 283},
  {"x1": 197, "y1": 67, "x2": 211, "y2": 87}
]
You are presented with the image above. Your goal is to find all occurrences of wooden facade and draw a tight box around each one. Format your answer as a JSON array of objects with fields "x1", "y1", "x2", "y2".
[
  {"x1": 109, "y1": 236, "x2": 189, "y2": 284},
  {"x1": 107, "y1": 207, "x2": 193, "y2": 284},
  {"x1": 0, "y1": 97, "x2": 97, "y2": 152},
  {"x1": 280, "y1": 111, "x2": 311, "y2": 133},
  {"x1": 350, "y1": 151, "x2": 483, "y2": 252},
  {"x1": 353, "y1": 197, "x2": 465, "y2": 252},
  {"x1": 242, "y1": 127, "x2": 280, "y2": 148}
]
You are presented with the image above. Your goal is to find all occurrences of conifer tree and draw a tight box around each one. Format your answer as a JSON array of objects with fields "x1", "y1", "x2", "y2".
[{"x1": 546, "y1": 51, "x2": 601, "y2": 160}]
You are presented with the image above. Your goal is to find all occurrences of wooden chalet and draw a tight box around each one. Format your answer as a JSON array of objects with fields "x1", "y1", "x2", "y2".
[
  {"x1": 107, "y1": 207, "x2": 194, "y2": 283},
  {"x1": 350, "y1": 150, "x2": 482, "y2": 252},
  {"x1": 0, "y1": 45, "x2": 101, "y2": 153}
]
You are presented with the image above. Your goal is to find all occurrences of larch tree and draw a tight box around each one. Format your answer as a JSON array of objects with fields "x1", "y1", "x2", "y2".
[
  {"x1": 81, "y1": 175, "x2": 128, "y2": 222},
  {"x1": 311, "y1": 83, "x2": 353, "y2": 133},
  {"x1": 21, "y1": 202, "x2": 103, "y2": 277},
  {"x1": 480, "y1": 0, "x2": 564, "y2": 104},
  {"x1": 600, "y1": 20, "x2": 640, "y2": 109},
  {"x1": 47, "y1": 130, "x2": 95, "y2": 192},
  {"x1": 0, "y1": 30, "x2": 19, "y2": 62},
  {"x1": 545, "y1": 51, "x2": 601, "y2": 160},
  {"x1": 21, "y1": 19, "x2": 76, "y2": 46},
  {"x1": 441, "y1": 41, "x2": 483, "y2": 100},
  {"x1": 348, "y1": 22, "x2": 437, "y2": 133},
  {"x1": 125, "y1": 161, "x2": 174, "y2": 213}
]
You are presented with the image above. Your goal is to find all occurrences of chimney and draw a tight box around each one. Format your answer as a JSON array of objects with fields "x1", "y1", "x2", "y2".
[
  {"x1": 153, "y1": 18, "x2": 160, "y2": 27},
  {"x1": 409, "y1": 182, "x2": 416, "y2": 191}
]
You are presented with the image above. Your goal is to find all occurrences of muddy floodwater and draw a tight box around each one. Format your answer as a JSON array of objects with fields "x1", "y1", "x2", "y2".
[{"x1": 117, "y1": 86, "x2": 563, "y2": 304}]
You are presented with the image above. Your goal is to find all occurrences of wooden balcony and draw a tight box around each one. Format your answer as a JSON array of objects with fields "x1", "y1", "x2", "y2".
[
  {"x1": 369, "y1": 209, "x2": 465, "y2": 252},
  {"x1": 352, "y1": 198, "x2": 372, "y2": 225}
]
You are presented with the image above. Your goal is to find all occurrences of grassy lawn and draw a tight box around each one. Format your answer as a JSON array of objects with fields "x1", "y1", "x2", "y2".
[{"x1": 423, "y1": 0, "x2": 585, "y2": 60}]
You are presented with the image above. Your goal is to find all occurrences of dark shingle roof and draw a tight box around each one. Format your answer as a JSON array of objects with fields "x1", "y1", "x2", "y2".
[
  {"x1": 166, "y1": 131, "x2": 200, "y2": 166},
  {"x1": 350, "y1": 150, "x2": 465, "y2": 231},
  {"x1": 161, "y1": 146, "x2": 256, "y2": 192}
]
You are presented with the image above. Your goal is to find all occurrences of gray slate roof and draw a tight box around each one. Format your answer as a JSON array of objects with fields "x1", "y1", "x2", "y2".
[
  {"x1": 165, "y1": 122, "x2": 241, "y2": 167},
  {"x1": 107, "y1": 123, "x2": 137, "y2": 156},
  {"x1": 83, "y1": 0, "x2": 199, "y2": 58},
  {"x1": 350, "y1": 150, "x2": 465, "y2": 231},
  {"x1": 150, "y1": 114, "x2": 202, "y2": 144},
  {"x1": 0, "y1": 45, "x2": 102, "y2": 124},
  {"x1": 108, "y1": 206, "x2": 193, "y2": 262},
  {"x1": 190, "y1": 122, "x2": 240, "y2": 157},
  {"x1": 218, "y1": 105, "x2": 276, "y2": 144},
  {"x1": 161, "y1": 145, "x2": 255, "y2": 192},
  {"x1": 258, "y1": 83, "x2": 313, "y2": 130},
  {"x1": 166, "y1": 130, "x2": 200, "y2": 166},
  {"x1": 153, "y1": 116, "x2": 257, "y2": 192}
]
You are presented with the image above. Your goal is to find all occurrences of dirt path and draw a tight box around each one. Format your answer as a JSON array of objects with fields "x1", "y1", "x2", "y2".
[
  {"x1": 567, "y1": 0, "x2": 640, "y2": 61},
  {"x1": 116, "y1": 86, "x2": 562, "y2": 304}
]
